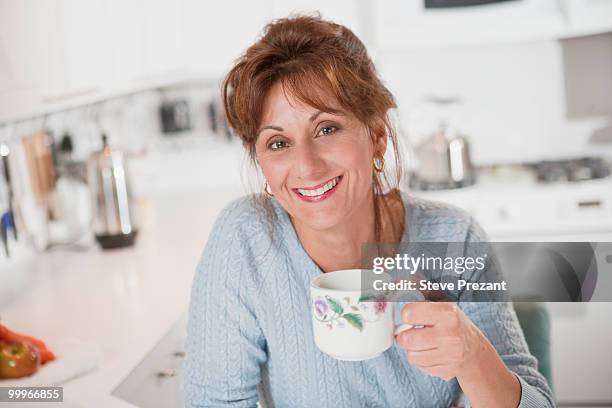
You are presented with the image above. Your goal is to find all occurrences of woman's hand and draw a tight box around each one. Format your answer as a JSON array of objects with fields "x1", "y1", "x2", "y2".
[
  {"x1": 396, "y1": 302, "x2": 521, "y2": 408},
  {"x1": 395, "y1": 302, "x2": 484, "y2": 381}
]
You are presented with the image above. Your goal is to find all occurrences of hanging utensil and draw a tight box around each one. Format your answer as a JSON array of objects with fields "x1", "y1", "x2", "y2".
[{"x1": 1, "y1": 142, "x2": 17, "y2": 241}]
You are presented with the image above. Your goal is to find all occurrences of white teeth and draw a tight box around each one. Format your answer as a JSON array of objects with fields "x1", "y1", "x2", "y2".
[{"x1": 297, "y1": 177, "x2": 339, "y2": 197}]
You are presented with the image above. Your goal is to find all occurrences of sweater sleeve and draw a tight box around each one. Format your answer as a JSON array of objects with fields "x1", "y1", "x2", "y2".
[
  {"x1": 459, "y1": 218, "x2": 556, "y2": 408},
  {"x1": 184, "y1": 202, "x2": 267, "y2": 408}
]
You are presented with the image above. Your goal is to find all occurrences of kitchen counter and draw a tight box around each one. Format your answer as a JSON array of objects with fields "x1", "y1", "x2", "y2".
[
  {"x1": 0, "y1": 189, "x2": 244, "y2": 407},
  {"x1": 2, "y1": 180, "x2": 612, "y2": 406}
]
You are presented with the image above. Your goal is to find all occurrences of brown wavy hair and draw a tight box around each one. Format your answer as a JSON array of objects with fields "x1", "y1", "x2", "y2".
[{"x1": 222, "y1": 14, "x2": 404, "y2": 242}]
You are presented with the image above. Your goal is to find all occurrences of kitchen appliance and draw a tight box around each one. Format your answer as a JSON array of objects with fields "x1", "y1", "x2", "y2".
[
  {"x1": 533, "y1": 157, "x2": 610, "y2": 183},
  {"x1": 411, "y1": 122, "x2": 476, "y2": 190},
  {"x1": 159, "y1": 98, "x2": 192, "y2": 134},
  {"x1": 408, "y1": 96, "x2": 476, "y2": 190},
  {"x1": 413, "y1": 157, "x2": 612, "y2": 241},
  {"x1": 206, "y1": 97, "x2": 232, "y2": 140},
  {"x1": 87, "y1": 134, "x2": 138, "y2": 249}
]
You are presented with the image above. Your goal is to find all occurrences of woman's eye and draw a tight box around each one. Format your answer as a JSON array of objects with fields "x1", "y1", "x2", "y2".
[
  {"x1": 268, "y1": 140, "x2": 289, "y2": 151},
  {"x1": 317, "y1": 126, "x2": 337, "y2": 137}
]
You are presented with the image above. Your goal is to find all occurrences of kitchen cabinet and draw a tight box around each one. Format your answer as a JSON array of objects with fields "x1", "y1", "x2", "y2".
[
  {"x1": 373, "y1": 0, "x2": 567, "y2": 50},
  {"x1": 105, "y1": 0, "x2": 187, "y2": 88},
  {"x1": 0, "y1": 0, "x2": 110, "y2": 122},
  {"x1": 0, "y1": 0, "x2": 121, "y2": 121},
  {"x1": 0, "y1": 0, "x2": 188, "y2": 123},
  {"x1": 179, "y1": 0, "x2": 267, "y2": 80},
  {"x1": 112, "y1": 314, "x2": 187, "y2": 408},
  {"x1": 560, "y1": 0, "x2": 612, "y2": 36},
  {"x1": 269, "y1": 0, "x2": 363, "y2": 40},
  {"x1": 2, "y1": 0, "x2": 611, "y2": 123},
  {"x1": 372, "y1": 0, "x2": 612, "y2": 51},
  {"x1": 180, "y1": 0, "x2": 363, "y2": 80},
  {"x1": 0, "y1": 0, "x2": 63, "y2": 92},
  {"x1": 49, "y1": 0, "x2": 108, "y2": 100},
  {"x1": 549, "y1": 302, "x2": 612, "y2": 404},
  {"x1": 0, "y1": 0, "x2": 64, "y2": 121},
  {"x1": 0, "y1": 35, "x2": 12, "y2": 92},
  {"x1": 0, "y1": 0, "x2": 267, "y2": 123}
]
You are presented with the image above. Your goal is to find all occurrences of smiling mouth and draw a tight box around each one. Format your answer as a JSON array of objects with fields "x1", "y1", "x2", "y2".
[{"x1": 292, "y1": 175, "x2": 343, "y2": 201}]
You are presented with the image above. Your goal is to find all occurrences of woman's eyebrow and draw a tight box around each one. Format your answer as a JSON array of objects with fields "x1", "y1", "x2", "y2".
[
  {"x1": 257, "y1": 111, "x2": 341, "y2": 135},
  {"x1": 311, "y1": 110, "x2": 345, "y2": 121},
  {"x1": 309, "y1": 111, "x2": 323, "y2": 122},
  {"x1": 257, "y1": 125, "x2": 283, "y2": 136}
]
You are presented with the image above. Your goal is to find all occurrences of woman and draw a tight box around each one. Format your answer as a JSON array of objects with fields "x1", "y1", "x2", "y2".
[{"x1": 185, "y1": 15, "x2": 554, "y2": 408}]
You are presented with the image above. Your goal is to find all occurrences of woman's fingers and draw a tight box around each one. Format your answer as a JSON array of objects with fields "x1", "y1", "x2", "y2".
[
  {"x1": 398, "y1": 302, "x2": 485, "y2": 382},
  {"x1": 404, "y1": 347, "x2": 459, "y2": 381},
  {"x1": 401, "y1": 301, "x2": 459, "y2": 327},
  {"x1": 396, "y1": 326, "x2": 439, "y2": 351},
  {"x1": 405, "y1": 348, "x2": 448, "y2": 368}
]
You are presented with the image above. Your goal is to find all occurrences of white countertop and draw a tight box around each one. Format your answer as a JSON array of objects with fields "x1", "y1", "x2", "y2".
[
  {"x1": 0, "y1": 189, "x2": 243, "y2": 407},
  {"x1": 413, "y1": 175, "x2": 612, "y2": 240},
  {"x1": 2, "y1": 177, "x2": 612, "y2": 407}
]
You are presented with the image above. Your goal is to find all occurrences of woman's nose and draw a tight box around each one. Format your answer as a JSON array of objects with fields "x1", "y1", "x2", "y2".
[{"x1": 295, "y1": 143, "x2": 326, "y2": 181}]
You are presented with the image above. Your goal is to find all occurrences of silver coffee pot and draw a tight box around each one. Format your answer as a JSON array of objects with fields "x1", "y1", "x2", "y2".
[
  {"x1": 87, "y1": 134, "x2": 137, "y2": 249},
  {"x1": 414, "y1": 122, "x2": 475, "y2": 188},
  {"x1": 407, "y1": 97, "x2": 476, "y2": 190}
]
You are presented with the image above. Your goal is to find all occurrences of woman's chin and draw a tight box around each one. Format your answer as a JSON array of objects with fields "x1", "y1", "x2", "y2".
[{"x1": 291, "y1": 209, "x2": 345, "y2": 232}]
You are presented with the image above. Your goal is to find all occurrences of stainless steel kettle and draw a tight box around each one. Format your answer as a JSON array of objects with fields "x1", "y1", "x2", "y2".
[
  {"x1": 412, "y1": 121, "x2": 476, "y2": 190},
  {"x1": 87, "y1": 134, "x2": 137, "y2": 249}
]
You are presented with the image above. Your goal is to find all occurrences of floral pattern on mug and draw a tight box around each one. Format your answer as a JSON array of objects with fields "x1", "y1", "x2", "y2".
[
  {"x1": 314, "y1": 299, "x2": 328, "y2": 318},
  {"x1": 374, "y1": 295, "x2": 387, "y2": 315},
  {"x1": 312, "y1": 294, "x2": 387, "y2": 331}
]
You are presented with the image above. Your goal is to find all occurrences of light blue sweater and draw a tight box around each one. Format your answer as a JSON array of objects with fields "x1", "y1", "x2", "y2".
[{"x1": 184, "y1": 192, "x2": 555, "y2": 407}]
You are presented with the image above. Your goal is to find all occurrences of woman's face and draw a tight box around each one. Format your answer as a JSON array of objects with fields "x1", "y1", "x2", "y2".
[{"x1": 256, "y1": 83, "x2": 382, "y2": 232}]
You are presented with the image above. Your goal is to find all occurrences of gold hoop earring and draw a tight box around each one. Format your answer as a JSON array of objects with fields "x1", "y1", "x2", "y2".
[
  {"x1": 263, "y1": 180, "x2": 274, "y2": 197},
  {"x1": 373, "y1": 156, "x2": 385, "y2": 173}
]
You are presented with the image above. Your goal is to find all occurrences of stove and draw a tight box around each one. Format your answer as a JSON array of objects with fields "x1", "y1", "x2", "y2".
[
  {"x1": 533, "y1": 157, "x2": 610, "y2": 183},
  {"x1": 410, "y1": 156, "x2": 612, "y2": 240},
  {"x1": 408, "y1": 172, "x2": 476, "y2": 191}
]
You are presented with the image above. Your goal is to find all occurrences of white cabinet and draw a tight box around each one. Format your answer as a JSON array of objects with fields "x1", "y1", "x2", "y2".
[
  {"x1": 45, "y1": 0, "x2": 108, "y2": 101},
  {"x1": 560, "y1": 0, "x2": 612, "y2": 36},
  {"x1": 2, "y1": 0, "x2": 609, "y2": 123},
  {"x1": 179, "y1": 0, "x2": 363, "y2": 81},
  {"x1": 269, "y1": 0, "x2": 363, "y2": 40},
  {"x1": 373, "y1": 0, "x2": 569, "y2": 50},
  {"x1": 0, "y1": 0, "x2": 63, "y2": 91},
  {"x1": 141, "y1": 0, "x2": 186, "y2": 79},
  {"x1": 179, "y1": 0, "x2": 267, "y2": 80},
  {"x1": 0, "y1": 35, "x2": 12, "y2": 92},
  {"x1": 0, "y1": 0, "x2": 188, "y2": 123},
  {"x1": 107, "y1": 0, "x2": 186, "y2": 85},
  {"x1": 371, "y1": 0, "x2": 612, "y2": 51},
  {"x1": 0, "y1": 0, "x2": 64, "y2": 121},
  {"x1": 0, "y1": 0, "x2": 109, "y2": 122}
]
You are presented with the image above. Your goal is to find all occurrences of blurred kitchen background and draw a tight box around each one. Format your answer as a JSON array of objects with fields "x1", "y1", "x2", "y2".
[{"x1": 1, "y1": 0, "x2": 611, "y2": 407}]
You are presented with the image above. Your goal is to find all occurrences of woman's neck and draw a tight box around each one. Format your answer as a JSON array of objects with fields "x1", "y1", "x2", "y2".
[{"x1": 291, "y1": 189, "x2": 405, "y2": 273}]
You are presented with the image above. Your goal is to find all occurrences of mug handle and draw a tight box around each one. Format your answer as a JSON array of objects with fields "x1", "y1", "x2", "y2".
[{"x1": 394, "y1": 323, "x2": 424, "y2": 336}]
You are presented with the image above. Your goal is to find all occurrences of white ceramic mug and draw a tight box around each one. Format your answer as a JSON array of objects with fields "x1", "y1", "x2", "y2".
[{"x1": 310, "y1": 269, "x2": 424, "y2": 361}]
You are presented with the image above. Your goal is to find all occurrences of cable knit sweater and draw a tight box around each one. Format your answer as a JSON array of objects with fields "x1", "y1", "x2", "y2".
[{"x1": 184, "y1": 191, "x2": 555, "y2": 408}]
